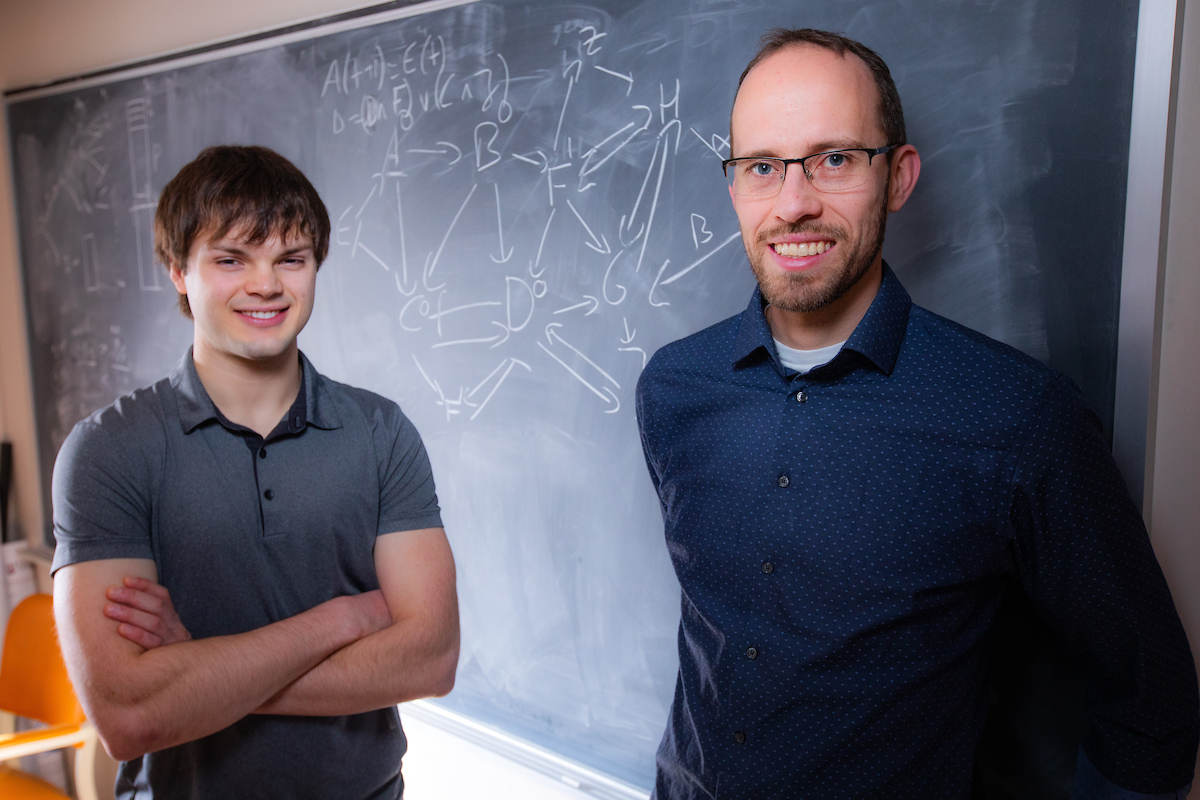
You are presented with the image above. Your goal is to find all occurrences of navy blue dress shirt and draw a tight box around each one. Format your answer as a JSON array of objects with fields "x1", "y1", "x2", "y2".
[{"x1": 635, "y1": 266, "x2": 1198, "y2": 799}]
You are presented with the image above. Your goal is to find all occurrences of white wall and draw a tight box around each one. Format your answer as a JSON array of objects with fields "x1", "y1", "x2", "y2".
[{"x1": 1150, "y1": 4, "x2": 1200, "y2": 790}]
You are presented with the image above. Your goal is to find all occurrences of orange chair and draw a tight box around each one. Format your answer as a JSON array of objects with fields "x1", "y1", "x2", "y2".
[{"x1": 0, "y1": 593, "x2": 98, "y2": 800}]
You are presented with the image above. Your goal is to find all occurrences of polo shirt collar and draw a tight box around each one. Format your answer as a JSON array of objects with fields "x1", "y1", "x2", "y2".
[
  {"x1": 730, "y1": 262, "x2": 912, "y2": 376},
  {"x1": 300, "y1": 351, "x2": 342, "y2": 431},
  {"x1": 169, "y1": 348, "x2": 342, "y2": 435}
]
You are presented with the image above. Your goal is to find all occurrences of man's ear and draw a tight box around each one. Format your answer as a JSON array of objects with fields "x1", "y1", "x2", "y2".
[
  {"x1": 887, "y1": 144, "x2": 921, "y2": 213},
  {"x1": 167, "y1": 260, "x2": 188, "y2": 297}
]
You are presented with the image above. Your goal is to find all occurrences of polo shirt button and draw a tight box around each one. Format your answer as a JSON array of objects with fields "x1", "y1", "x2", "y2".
[
  {"x1": 777, "y1": 475, "x2": 790, "y2": 488},
  {"x1": 796, "y1": 390, "x2": 807, "y2": 403},
  {"x1": 259, "y1": 448, "x2": 267, "y2": 459},
  {"x1": 263, "y1": 489, "x2": 274, "y2": 500},
  {"x1": 762, "y1": 561, "x2": 774, "y2": 574},
  {"x1": 733, "y1": 731, "x2": 746, "y2": 745},
  {"x1": 747, "y1": 646, "x2": 758, "y2": 660}
]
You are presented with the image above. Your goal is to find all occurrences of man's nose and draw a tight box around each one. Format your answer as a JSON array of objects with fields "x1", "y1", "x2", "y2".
[
  {"x1": 246, "y1": 263, "x2": 283, "y2": 295},
  {"x1": 771, "y1": 164, "x2": 823, "y2": 222}
]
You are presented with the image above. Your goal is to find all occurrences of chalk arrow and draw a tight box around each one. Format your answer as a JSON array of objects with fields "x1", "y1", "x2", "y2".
[
  {"x1": 600, "y1": 386, "x2": 621, "y2": 414},
  {"x1": 543, "y1": 325, "x2": 619, "y2": 387},
  {"x1": 554, "y1": 296, "x2": 600, "y2": 316},
  {"x1": 620, "y1": 317, "x2": 636, "y2": 344},
  {"x1": 407, "y1": 141, "x2": 463, "y2": 165},
  {"x1": 439, "y1": 141, "x2": 462, "y2": 164},
  {"x1": 536, "y1": 338, "x2": 622, "y2": 412},
  {"x1": 489, "y1": 184, "x2": 514, "y2": 263},
  {"x1": 394, "y1": 273, "x2": 417, "y2": 296},
  {"x1": 619, "y1": 346, "x2": 648, "y2": 369},
  {"x1": 566, "y1": 199, "x2": 611, "y2": 254},
  {"x1": 563, "y1": 57, "x2": 583, "y2": 82},
  {"x1": 594, "y1": 65, "x2": 633, "y2": 95},
  {"x1": 511, "y1": 152, "x2": 543, "y2": 167},
  {"x1": 618, "y1": 213, "x2": 644, "y2": 247}
]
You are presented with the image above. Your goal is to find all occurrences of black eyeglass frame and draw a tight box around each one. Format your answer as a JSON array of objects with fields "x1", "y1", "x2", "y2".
[{"x1": 721, "y1": 144, "x2": 901, "y2": 192}]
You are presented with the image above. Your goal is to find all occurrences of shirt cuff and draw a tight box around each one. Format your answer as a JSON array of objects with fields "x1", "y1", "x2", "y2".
[{"x1": 1072, "y1": 747, "x2": 1192, "y2": 800}]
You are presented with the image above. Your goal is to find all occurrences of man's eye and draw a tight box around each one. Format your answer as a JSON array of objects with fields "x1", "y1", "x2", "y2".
[
  {"x1": 825, "y1": 153, "x2": 847, "y2": 168},
  {"x1": 749, "y1": 161, "x2": 779, "y2": 176}
]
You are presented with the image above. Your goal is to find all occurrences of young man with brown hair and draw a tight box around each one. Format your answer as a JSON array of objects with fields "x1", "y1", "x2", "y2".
[
  {"x1": 636, "y1": 29, "x2": 1197, "y2": 799},
  {"x1": 52, "y1": 145, "x2": 459, "y2": 799}
]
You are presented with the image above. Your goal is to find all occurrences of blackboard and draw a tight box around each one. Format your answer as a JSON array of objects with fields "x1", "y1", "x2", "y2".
[{"x1": 5, "y1": 0, "x2": 1139, "y2": 789}]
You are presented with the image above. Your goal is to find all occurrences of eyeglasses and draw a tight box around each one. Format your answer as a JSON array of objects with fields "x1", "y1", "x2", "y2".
[{"x1": 722, "y1": 145, "x2": 899, "y2": 196}]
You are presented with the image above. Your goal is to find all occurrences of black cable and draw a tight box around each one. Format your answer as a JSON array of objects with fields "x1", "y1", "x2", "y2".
[{"x1": 1, "y1": 441, "x2": 12, "y2": 544}]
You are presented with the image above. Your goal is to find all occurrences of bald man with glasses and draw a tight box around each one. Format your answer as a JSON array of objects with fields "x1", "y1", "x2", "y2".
[{"x1": 635, "y1": 28, "x2": 1197, "y2": 800}]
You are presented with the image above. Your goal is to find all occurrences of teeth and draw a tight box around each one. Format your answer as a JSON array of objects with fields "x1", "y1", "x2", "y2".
[
  {"x1": 773, "y1": 241, "x2": 832, "y2": 257},
  {"x1": 242, "y1": 310, "x2": 281, "y2": 319}
]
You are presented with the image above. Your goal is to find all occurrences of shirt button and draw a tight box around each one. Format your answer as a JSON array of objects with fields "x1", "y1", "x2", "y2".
[
  {"x1": 762, "y1": 561, "x2": 774, "y2": 574},
  {"x1": 795, "y1": 390, "x2": 807, "y2": 403},
  {"x1": 733, "y1": 731, "x2": 746, "y2": 745},
  {"x1": 777, "y1": 475, "x2": 790, "y2": 488},
  {"x1": 259, "y1": 448, "x2": 267, "y2": 459},
  {"x1": 263, "y1": 489, "x2": 274, "y2": 500},
  {"x1": 747, "y1": 646, "x2": 758, "y2": 660}
]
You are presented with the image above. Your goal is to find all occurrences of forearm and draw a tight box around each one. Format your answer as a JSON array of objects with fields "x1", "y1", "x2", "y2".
[
  {"x1": 1012, "y1": 378, "x2": 1200, "y2": 790},
  {"x1": 57, "y1": 567, "x2": 381, "y2": 762},
  {"x1": 256, "y1": 605, "x2": 459, "y2": 716},
  {"x1": 1072, "y1": 747, "x2": 1192, "y2": 799},
  {"x1": 115, "y1": 601, "x2": 365, "y2": 752}
]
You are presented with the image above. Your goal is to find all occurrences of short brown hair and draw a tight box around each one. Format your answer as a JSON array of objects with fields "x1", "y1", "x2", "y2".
[
  {"x1": 154, "y1": 145, "x2": 331, "y2": 318},
  {"x1": 733, "y1": 28, "x2": 906, "y2": 154}
]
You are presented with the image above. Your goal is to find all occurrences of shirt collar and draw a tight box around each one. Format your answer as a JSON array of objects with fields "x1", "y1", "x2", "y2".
[
  {"x1": 730, "y1": 262, "x2": 912, "y2": 376},
  {"x1": 169, "y1": 348, "x2": 342, "y2": 435}
]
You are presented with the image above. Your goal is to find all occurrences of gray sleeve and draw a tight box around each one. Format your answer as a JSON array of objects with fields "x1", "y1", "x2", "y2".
[
  {"x1": 51, "y1": 419, "x2": 156, "y2": 573},
  {"x1": 375, "y1": 404, "x2": 442, "y2": 536}
]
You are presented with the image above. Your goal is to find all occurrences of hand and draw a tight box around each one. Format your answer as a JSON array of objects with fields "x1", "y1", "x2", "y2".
[{"x1": 104, "y1": 576, "x2": 192, "y2": 649}]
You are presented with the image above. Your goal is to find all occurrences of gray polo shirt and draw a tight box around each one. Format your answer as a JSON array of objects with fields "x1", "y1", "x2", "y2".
[{"x1": 52, "y1": 349, "x2": 442, "y2": 800}]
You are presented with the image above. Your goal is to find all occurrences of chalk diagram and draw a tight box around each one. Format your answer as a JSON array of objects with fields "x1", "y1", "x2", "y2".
[
  {"x1": 16, "y1": 98, "x2": 138, "y2": 449},
  {"x1": 125, "y1": 97, "x2": 162, "y2": 291},
  {"x1": 319, "y1": 17, "x2": 745, "y2": 424},
  {"x1": 28, "y1": 100, "x2": 114, "y2": 292}
]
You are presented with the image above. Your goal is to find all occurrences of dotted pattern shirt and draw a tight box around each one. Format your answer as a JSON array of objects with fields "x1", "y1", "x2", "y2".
[
  {"x1": 635, "y1": 266, "x2": 1198, "y2": 799},
  {"x1": 52, "y1": 350, "x2": 443, "y2": 800}
]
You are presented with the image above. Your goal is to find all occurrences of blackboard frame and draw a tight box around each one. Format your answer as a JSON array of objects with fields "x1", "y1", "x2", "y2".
[{"x1": 1111, "y1": 0, "x2": 1187, "y2": 514}]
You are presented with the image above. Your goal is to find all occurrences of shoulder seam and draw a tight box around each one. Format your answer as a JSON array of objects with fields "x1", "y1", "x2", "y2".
[{"x1": 1001, "y1": 373, "x2": 1071, "y2": 540}]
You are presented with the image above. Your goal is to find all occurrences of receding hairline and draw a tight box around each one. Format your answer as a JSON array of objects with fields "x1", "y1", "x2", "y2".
[
  {"x1": 742, "y1": 38, "x2": 874, "y2": 83},
  {"x1": 729, "y1": 42, "x2": 887, "y2": 154},
  {"x1": 728, "y1": 28, "x2": 907, "y2": 158}
]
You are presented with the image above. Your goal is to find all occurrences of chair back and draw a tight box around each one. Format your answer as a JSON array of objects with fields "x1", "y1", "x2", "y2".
[{"x1": 0, "y1": 594, "x2": 84, "y2": 726}]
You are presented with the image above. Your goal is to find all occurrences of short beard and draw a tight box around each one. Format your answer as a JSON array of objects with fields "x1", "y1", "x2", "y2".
[{"x1": 749, "y1": 184, "x2": 890, "y2": 314}]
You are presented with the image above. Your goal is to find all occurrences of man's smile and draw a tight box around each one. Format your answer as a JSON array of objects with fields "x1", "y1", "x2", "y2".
[
  {"x1": 771, "y1": 240, "x2": 834, "y2": 258},
  {"x1": 237, "y1": 308, "x2": 287, "y2": 322}
]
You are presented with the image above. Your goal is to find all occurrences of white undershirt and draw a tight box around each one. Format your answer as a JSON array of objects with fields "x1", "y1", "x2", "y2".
[{"x1": 773, "y1": 338, "x2": 847, "y2": 374}]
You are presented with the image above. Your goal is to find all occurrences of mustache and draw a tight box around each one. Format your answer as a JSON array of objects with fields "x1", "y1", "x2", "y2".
[{"x1": 755, "y1": 222, "x2": 846, "y2": 244}]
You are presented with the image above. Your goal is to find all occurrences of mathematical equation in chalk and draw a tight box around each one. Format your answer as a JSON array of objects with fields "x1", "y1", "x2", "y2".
[{"x1": 318, "y1": 18, "x2": 744, "y2": 422}]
